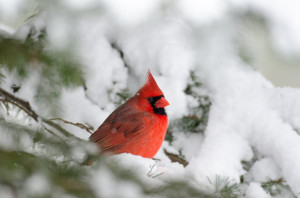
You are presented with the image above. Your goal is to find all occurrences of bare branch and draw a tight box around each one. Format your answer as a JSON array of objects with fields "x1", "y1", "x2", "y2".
[
  {"x1": 49, "y1": 118, "x2": 93, "y2": 134},
  {"x1": 0, "y1": 99, "x2": 36, "y2": 121},
  {"x1": 42, "y1": 118, "x2": 82, "y2": 141},
  {"x1": 0, "y1": 87, "x2": 88, "y2": 140}
]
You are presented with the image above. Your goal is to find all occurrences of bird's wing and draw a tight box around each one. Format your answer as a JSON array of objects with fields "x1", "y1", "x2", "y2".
[{"x1": 89, "y1": 103, "x2": 153, "y2": 153}]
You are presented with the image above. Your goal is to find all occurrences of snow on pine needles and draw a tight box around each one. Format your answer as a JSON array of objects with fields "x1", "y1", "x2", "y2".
[{"x1": 1, "y1": 1, "x2": 300, "y2": 198}]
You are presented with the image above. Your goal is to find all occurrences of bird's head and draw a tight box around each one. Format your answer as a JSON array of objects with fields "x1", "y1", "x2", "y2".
[{"x1": 135, "y1": 70, "x2": 169, "y2": 116}]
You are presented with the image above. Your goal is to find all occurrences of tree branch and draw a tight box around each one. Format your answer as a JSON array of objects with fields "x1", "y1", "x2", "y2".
[
  {"x1": 49, "y1": 118, "x2": 93, "y2": 134},
  {"x1": 0, "y1": 87, "x2": 38, "y2": 121},
  {"x1": 41, "y1": 118, "x2": 80, "y2": 139},
  {"x1": 0, "y1": 87, "x2": 90, "y2": 140},
  {"x1": 110, "y1": 42, "x2": 130, "y2": 68}
]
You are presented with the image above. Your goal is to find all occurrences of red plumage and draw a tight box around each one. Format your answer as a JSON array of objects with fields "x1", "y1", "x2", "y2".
[{"x1": 89, "y1": 70, "x2": 169, "y2": 158}]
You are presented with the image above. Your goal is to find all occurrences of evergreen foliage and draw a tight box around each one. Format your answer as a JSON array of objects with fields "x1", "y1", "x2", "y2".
[
  {"x1": 0, "y1": 16, "x2": 239, "y2": 198},
  {"x1": 166, "y1": 70, "x2": 211, "y2": 142},
  {"x1": 0, "y1": 2, "x2": 298, "y2": 198},
  {"x1": 0, "y1": 26, "x2": 84, "y2": 116},
  {"x1": 0, "y1": 25, "x2": 241, "y2": 198}
]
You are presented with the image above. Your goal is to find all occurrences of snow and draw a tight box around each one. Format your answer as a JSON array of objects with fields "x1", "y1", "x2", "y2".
[
  {"x1": 90, "y1": 161, "x2": 147, "y2": 198},
  {"x1": 246, "y1": 182, "x2": 271, "y2": 198},
  {"x1": 23, "y1": 174, "x2": 51, "y2": 196},
  {"x1": 0, "y1": 0, "x2": 24, "y2": 17},
  {"x1": 101, "y1": 0, "x2": 161, "y2": 26},
  {"x1": 0, "y1": 185, "x2": 14, "y2": 198},
  {"x1": 177, "y1": 0, "x2": 227, "y2": 24},
  {"x1": 269, "y1": 88, "x2": 300, "y2": 132},
  {"x1": 249, "y1": 157, "x2": 281, "y2": 183},
  {"x1": 117, "y1": 16, "x2": 195, "y2": 119},
  {"x1": 1, "y1": 0, "x2": 300, "y2": 198},
  {"x1": 0, "y1": 23, "x2": 14, "y2": 35},
  {"x1": 60, "y1": 87, "x2": 103, "y2": 139},
  {"x1": 62, "y1": 0, "x2": 98, "y2": 10},
  {"x1": 171, "y1": 132, "x2": 204, "y2": 161}
]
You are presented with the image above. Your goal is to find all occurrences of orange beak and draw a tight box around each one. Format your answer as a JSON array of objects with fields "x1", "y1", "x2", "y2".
[{"x1": 155, "y1": 97, "x2": 170, "y2": 108}]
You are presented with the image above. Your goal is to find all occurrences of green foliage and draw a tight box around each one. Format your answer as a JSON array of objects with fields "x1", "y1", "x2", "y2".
[
  {"x1": 0, "y1": 96, "x2": 241, "y2": 198},
  {"x1": 114, "y1": 88, "x2": 131, "y2": 106},
  {"x1": 183, "y1": 71, "x2": 211, "y2": 133},
  {"x1": 0, "y1": 113, "x2": 99, "y2": 198},
  {"x1": 261, "y1": 179, "x2": 295, "y2": 197},
  {"x1": 2, "y1": 4, "x2": 297, "y2": 198},
  {"x1": 241, "y1": 149, "x2": 259, "y2": 173},
  {"x1": 0, "y1": 25, "x2": 85, "y2": 116},
  {"x1": 241, "y1": 151, "x2": 296, "y2": 197},
  {"x1": 166, "y1": 70, "x2": 211, "y2": 142},
  {"x1": 208, "y1": 176, "x2": 241, "y2": 198},
  {"x1": 149, "y1": 181, "x2": 218, "y2": 198},
  {"x1": 0, "y1": 121, "x2": 233, "y2": 198},
  {"x1": 0, "y1": 73, "x2": 5, "y2": 83},
  {"x1": 0, "y1": 150, "x2": 97, "y2": 198}
]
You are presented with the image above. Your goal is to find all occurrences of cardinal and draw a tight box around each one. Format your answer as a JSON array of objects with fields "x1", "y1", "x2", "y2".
[{"x1": 89, "y1": 70, "x2": 169, "y2": 158}]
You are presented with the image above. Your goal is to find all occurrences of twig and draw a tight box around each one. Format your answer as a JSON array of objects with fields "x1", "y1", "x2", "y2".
[
  {"x1": 147, "y1": 160, "x2": 158, "y2": 177},
  {"x1": 42, "y1": 123, "x2": 66, "y2": 141},
  {"x1": 152, "y1": 172, "x2": 164, "y2": 178},
  {"x1": 49, "y1": 118, "x2": 93, "y2": 134},
  {"x1": 262, "y1": 178, "x2": 284, "y2": 186},
  {"x1": 42, "y1": 118, "x2": 82, "y2": 141},
  {"x1": 0, "y1": 99, "x2": 39, "y2": 121},
  {"x1": 110, "y1": 42, "x2": 130, "y2": 68},
  {"x1": 0, "y1": 87, "x2": 83, "y2": 140},
  {"x1": 0, "y1": 87, "x2": 38, "y2": 121},
  {"x1": 147, "y1": 160, "x2": 166, "y2": 178}
]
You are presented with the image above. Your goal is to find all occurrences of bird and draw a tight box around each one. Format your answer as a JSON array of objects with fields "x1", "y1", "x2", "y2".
[{"x1": 89, "y1": 70, "x2": 170, "y2": 158}]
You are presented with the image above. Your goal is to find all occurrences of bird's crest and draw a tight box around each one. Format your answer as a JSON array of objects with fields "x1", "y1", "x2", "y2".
[{"x1": 137, "y1": 70, "x2": 164, "y2": 97}]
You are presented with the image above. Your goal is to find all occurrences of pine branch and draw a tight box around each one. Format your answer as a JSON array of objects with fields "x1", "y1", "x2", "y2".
[
  {"x1": 0, "y1": 87, "x2": 86, "y2": 140},
  {"x1": 0, "y1": 87, "x2": 38, "y2": 121},
  {"x1": 262, "y1": 178, "x2": 283, "y2": 186},
  {"x1": 110, "y1": 42, "x2": 130, "y2": 68}
]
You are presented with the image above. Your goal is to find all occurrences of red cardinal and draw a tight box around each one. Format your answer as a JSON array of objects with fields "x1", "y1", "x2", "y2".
[{"x1": 89, "y1": 70, "x2": 169, "y2": 158}]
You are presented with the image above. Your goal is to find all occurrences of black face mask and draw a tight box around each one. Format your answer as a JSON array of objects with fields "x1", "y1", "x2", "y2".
[{"x1": 147, "y1": 95, "x2": 167, "y2": 116}]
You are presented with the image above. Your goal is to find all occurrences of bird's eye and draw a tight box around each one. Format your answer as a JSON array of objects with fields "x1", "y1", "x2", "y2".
[{"x1": 147, "y1": 97, "x2": 153, "y2": 103}]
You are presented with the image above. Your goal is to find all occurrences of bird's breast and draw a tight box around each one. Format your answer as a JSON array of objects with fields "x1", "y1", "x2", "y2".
[{"x1": 119, "y1": 115, "x2": 168, "y2": 158}]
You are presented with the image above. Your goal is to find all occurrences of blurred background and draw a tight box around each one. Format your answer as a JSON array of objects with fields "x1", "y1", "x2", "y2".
[{"x1": 1, "y1": 0, "x2": 300, "y2": 88}]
